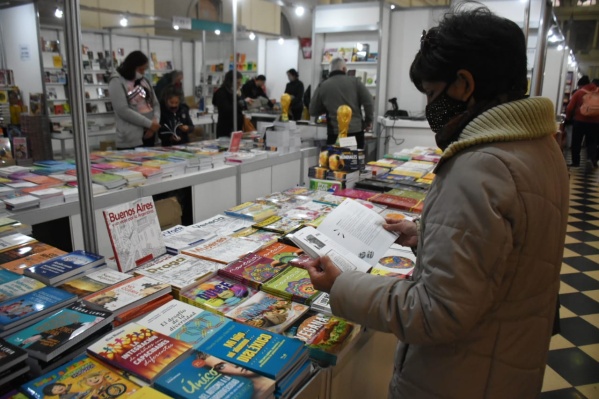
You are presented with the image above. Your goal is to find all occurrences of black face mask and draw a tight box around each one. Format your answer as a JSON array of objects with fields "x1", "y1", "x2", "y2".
[
  {"x1": 170, "y1": 107, "x2": 178, "y2": 113},
  {"x1": 425, "y1": 85, "x2": 469, "y2": 134}
]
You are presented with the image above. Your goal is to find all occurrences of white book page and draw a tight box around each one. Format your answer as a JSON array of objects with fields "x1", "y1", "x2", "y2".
[
  {"x1": 290, "y1": 227, "x2": 371, "y2": 273},
  {"x1": 317, "y1": 199, "x2": 398, "y2": 266}
]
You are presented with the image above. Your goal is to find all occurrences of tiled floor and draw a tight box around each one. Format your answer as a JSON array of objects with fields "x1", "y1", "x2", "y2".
[{"x1": 540, "y1": 167, "x2": 599, "y2": 399}]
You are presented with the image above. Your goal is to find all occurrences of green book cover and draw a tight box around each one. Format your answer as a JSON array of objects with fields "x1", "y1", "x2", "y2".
[
  {"x1": 386, "y1": 188, "x2": 427, "y2": 201},
  {"x1": 262, "y1": 266, "x2": 319, "y2": 304}
]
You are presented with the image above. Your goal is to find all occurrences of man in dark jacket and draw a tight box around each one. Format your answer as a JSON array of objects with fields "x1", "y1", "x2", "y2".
[
  {"x1": 241, "y1": 75, "x2": 273, "y2": 109},
  {"x1": 285, "y1": 69, "x2": 304, "y2": 121},
  {"x1": 309, "y1": 58, "x2": 373, "y2": 149}
]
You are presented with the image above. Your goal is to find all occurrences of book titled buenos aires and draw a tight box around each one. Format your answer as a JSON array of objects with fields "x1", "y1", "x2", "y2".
[{"x1": 24, "y1": 250, "x2": 105, "y2": 285}]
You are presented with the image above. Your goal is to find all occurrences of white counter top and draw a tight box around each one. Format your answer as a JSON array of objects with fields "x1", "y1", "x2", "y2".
[{"x1": 377, "y1": 116, "x2": 430, "y2": 128}]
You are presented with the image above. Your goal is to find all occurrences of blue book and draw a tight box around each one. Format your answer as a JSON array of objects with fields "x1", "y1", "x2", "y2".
[
  {"x1": 154, "y1": 350, "x2": 275, "y2": 399},
  {"x1": 198, "y1": 321, "x2": 309, "y2": 381},
  {"x1": 0, "y1": 286, "x2": 77, "y2": 331},
  {"x1": 0, "y1": 269, "x2": 46, "y2": 303},
  {"x1": 24, "y1": 250, "x2": 105, "y2": 285}
]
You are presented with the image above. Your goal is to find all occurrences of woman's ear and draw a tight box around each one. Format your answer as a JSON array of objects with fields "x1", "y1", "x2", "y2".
[{"x1": 452, "y1": 69, "x2": 475, "y2": 101}]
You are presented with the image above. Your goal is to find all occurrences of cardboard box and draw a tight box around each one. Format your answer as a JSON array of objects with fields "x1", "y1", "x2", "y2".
[
  {"x1": 100, "y1": 140, "x2": 116, "y2": 151},
  {"x1": 155, "y1": 196, "x2": 182, "y2": 230}
]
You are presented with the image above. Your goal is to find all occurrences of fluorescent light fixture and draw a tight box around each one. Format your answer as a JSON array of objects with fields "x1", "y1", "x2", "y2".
[
  {"x1": 557, "y1": 44, "x2": 564, "y2": 51},
  {"x1": 295, "y1": 6, "x2": 305, "y2": 16},
  {"x1": 278, "y1": 37, "x2": 285, "y2": 45},
  {"x1": 120, "y1": 16, "x2": 128, "y2": 27},
  {"x1": 356, "y1": 43, "x2": 363, "y2": 51},
  {"x1": 173, "y1": 24, "x2": 180, "y2": 30},
  {"x1": 54, "y1": 7, "x2": 63, "y2": 18},
  {"x1": 390, "y1": 4, "x2": 396, "y2": 9},
  {"x1": 249, "y1": 32, "x2": 256, "y2": 40},
  {"x1": 215, "y1": 29, "x2": 221, "y2": 35}
]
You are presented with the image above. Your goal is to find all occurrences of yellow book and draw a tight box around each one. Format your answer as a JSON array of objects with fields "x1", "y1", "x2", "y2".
[
  {"x1": 52, "y1": 54, "x2": 63, "y2": 68},
  {"x1": 129, "y1": 387, "x2": 173, "y2": 399}
]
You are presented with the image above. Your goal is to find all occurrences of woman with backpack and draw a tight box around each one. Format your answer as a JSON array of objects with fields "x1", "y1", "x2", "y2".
[{"x1": 565, "y1": 78, "x2": 599, "y2": 171}]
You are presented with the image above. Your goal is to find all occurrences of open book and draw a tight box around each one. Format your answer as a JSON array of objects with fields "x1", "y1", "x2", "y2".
[
  {"x1": 159, "y1": 122, "x2": 182, "y2": 139},
  {"x1": 288, "y1": 199, "x2": 397, "y2": 273}
]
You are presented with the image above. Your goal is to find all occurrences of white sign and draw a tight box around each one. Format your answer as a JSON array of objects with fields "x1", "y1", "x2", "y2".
[
  {"x1": 172, "y1": 16, "x2": 192, "y2": 30},
  {"x1": 339, "y1": 136, "x2": 358, "y2": 149},
  {"x1": 19, "y1": 44, "x2": 30, "y2": 61}
]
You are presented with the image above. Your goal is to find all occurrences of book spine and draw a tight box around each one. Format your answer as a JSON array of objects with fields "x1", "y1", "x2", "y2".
[{"x1": 102, "y1": 211, "x2": 124, "y2": 272}]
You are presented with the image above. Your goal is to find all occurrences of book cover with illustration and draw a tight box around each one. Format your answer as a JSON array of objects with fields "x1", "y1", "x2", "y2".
[
  {"x1": 5, "y1": 302, "x2": 112, "y2": 361},
  {"x1": 0, "y1": 269, "x2": 45, "y2": 303},
  {"x1": 154, "y1": 350, "x2": 275, "y2": 399},
  {"x1": 57, "y1": 268, "x2": 133, "y2": 297},
  {"x1": 128, "y1": 387, "x2": 171, "y2": 399},
  {"x1": 179, "y1": 276, "x2": 258, "y2": 316},
  {"x1": 284, "y1": 312, "x2": 360, "y2": 365},
  {"x1": 161, "y1": 225, "x2": 214, "y2": 254},
  {"x1": 198, "y1": 321, "x2": 308, "y2": 381},
  {"x1": 369, "y1": 193, "x2": 423, "y2": 213},
  {"x1": 226, "y1": 292, "x2": 309, "y2": 334},
  {"x1": 24, "y1": 250, "x2": 105, "y2": 285},
  {"x1": 0, "y1": 338, "x2": 27, "y2": 374},
  {"x1": 220, "y1": 253, "x2": 286, "y2": 289},
  {"x1": 102, "y1": 197, "x2": 167, "y2": 272},
  {"x1": 134, "y1": 254, "x2": 217, "y2": 291},
  {"x1": 182, "y1": 236, "x2": 262, "y2": 265},
  {"x1": 0, "y1": 286, "x2": 77, "y2": 331},
  {"x1": 253, "y1": 216, "x2": 303, "y2": 234},
  {"x1": 261, "y1": 266, "x2": 319, "y2": 305},
  {"x1": 22, "y1": 355, "x2": 141, "y2": 399},
  {"x1": 87, "y1": 322, "x2": 192, "y2": 383},
  {"x1": 370, "y1": 245, "x2": 416, "y2": 278},
  {"x1": 241, "y1": 229, "x2": 281, "y2": 249},
  {"x1": 189, "y1": 214, "x2": 254, "y2": 236},
  {"x1": 83, "y1": 275, "x2": 170, "y2": 315}
]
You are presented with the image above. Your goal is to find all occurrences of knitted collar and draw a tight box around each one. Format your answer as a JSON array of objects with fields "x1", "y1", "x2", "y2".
[{"x1": 440, "y1": 97, "x2": 556, "y2": 162}]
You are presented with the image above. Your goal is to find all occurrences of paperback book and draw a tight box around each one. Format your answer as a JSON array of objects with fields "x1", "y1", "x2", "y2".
[
  {"x1": 134, "y1": 254, "x2": 217, "y2": 293},
  {"x1": 24, "y1": 250, "x2": 105, "y2": 285},
  {"x1": 5, "y1": 301, "x2": 113, "y2": 361},
  {"x1": 189, "y1": 214, "x2": 254, "y2": 236},
  {"x1": 0, "y1": 234, "x2": 36, "y2": 253},
  {"x1": 224, "y1": 202, "x2": 278, "y2": 222},
  {"x1": 57, "y1": 268, "x2": 133, "y2": 297},
  {"x1": 0, "y1": 270, "x2": 45, "y2": 303},
  {"x1": 253, "y1": 216, "x2": 303, "y2": 234},
  {"x1": 87, "y1": 322, "x2": 192, "y2": 384},
  {"x1": 370, "y1": 244, "x2": 416, "y2": 278},
  {"x1": 179, "y1": 276, "x2": 258, "y2": 316},
  {"x1": 182, "y1": 236, "x2": 262, "y2": 265},
  {"x1": 161, "y1": 225, "x2": 215, "y2": 254},
  {"x1": 0, "y1": 338, "x2": 27, "y2": 374},
  {"x1": 219, "y1": 252, "x2": 286, "y2": 289},
  {"x1": 261, "y1": 266, "x2": 319, "y2": 305},
  {"x1": 310, "y1": 292, "x2": 331, "y2": 315},
  {"x1": 102, "y1": 197, "x2": 167, "y2": 272}
]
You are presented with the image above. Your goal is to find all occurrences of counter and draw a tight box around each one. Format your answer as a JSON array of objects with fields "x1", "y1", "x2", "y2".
[{"x1": 376, "y1": 116, "x2": 436, "y2": 157}]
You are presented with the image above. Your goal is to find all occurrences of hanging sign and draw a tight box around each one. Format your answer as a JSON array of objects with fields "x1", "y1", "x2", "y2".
[
  {"x1": 172, "y1": 16, "x2": 192, "y2": 30},
  {"x1": 19, "y1": 44, "x2": 30, "y2": 61}
]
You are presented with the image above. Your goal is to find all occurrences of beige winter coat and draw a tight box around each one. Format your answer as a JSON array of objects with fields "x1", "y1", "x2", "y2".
[{"x1": 330, "y1": 97, "x2": 569, "y2": 399}]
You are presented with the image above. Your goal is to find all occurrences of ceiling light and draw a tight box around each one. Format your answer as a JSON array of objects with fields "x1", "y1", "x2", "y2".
[
  {"x1": 173, "y1": 25, "x2": 180, "y2": 30},
  {"x1": 215, "y1": 29, "x2": 221, "y2": 35},
  {"x1": 356, "y1": 43, "x2": 363, "y2": 51},
  {"x1": 120, "y1": 16, "x2": 128, "y2": 27},
  {"x1": 295, "y1": 6, "x2": 305, "y2": 16},
  {"x1": 278, "y1": 37, "x2": 284, "y2": 45},
  {"x1": 557, "y1": 44, "x2": 564, "y2": 51},
  {"x1": 390, "y1": 4, "x2": 396, "y2": 9},
  {"x1": 54, "y1": 7, "x2": 63, "y2": 18},
  {"x1": 249, "y1": 32, "x2": 256, "y2": 40}
]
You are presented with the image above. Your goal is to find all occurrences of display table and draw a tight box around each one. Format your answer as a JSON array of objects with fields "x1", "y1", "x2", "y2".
[{"x1": 376, "y1": 116, "x2": 436, "y2": 157}]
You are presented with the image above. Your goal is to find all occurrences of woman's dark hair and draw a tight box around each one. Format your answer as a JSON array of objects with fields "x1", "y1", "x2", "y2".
[
  {"x1": 592, "y1": 78, "x2": 599, "y2": 86},
  {"x1": 578, "y1": 75, "x2": 590, "y2": 87},
  {"x1": 117, "y1": 51, "x2": 149, "y2": 81},
  {"x1": 222, "y1": 70, "x2": 243, "y2": 90},
  {"x1": 42, "y1": 383, "x2": 65, "y2": 396},
  {"x1": 410, "y1": 6, "x2": 528, "y2": 101},
  {"x1": 162, "y1": 85, "x2": 183, "y2": 104},
  {"x1": 287, "y1": 69, "x2": 299, "y2": 79}
]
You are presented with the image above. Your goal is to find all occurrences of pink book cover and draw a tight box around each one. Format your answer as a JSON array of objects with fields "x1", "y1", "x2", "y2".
[
  {"x1": 229, "y1": 131, "x2": 243, "y2": 152},
  {"x1": 334, "y1": 188, "x2": 378, "y2": 201}
]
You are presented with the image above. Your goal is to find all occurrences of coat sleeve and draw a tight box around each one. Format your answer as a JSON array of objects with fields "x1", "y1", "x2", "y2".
[
  {"x1": 108, "y1": 77, "x2": 153, "y2": 129},
  {"x1": 330, "y1": 151, "x2": 517, "y2": 345},
  {"x1": 566, "y1": 90, "x2": 582, "y2": 121},
  {"x1": 357, "y1": 81, "x2": 374, "y2": 125},
  {"x1": 309, "y1": 86, "x2": 324, "y2": 117}
]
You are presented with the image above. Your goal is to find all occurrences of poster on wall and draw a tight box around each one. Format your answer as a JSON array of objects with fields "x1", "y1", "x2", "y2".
[{"x1": 300, "y1": 37, "x2": 312, "y2": 59}]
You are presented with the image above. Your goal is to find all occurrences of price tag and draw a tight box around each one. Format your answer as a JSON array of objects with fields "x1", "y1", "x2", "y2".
[{"x1": 339, "y1": 136, "x2": 358, "y2": 149}]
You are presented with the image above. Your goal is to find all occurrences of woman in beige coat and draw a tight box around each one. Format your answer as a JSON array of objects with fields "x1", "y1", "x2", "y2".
[{"x1": 301, "y1": 7, "x2": 569, "y2": 399}]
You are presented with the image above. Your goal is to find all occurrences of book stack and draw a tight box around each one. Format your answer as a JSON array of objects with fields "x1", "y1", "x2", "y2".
[
  {"x1": 179, "y1": 275, "x2": 258, "y2": 316},
  {"x1": 24, "y1": 250, "x2": 105, "y2": 286},
  {"x1": 0, "y1": 339, "x2": 29, "y2": 388},
  {"x1": 161, "y1": 224, "x2": 215, "y2": 254},
  {"x1": 310, "y1": 292, "x2": 332, "y2": 315},
  {"x1": 262, "y1": 266, "x2": 320, "y2": 305},
  {"x1": 0, "y1": 217, "x2": 32, "y2": 237},
  {"x1": 29, "y1": 188, "x2": 64, "y2": 208},
  {"x1": 0, "y1": 166, "x2": 30, "y2": 179},
  {"x1": 91, "y1": 173, "x2": 127, "y2": 189},
  {"x1": 57, "y1": 267, "x2": 132, "y2": 297},
  {"x1": 0, "y1": 242, "x2": 66, "y2": 274},
  {"x1": 142, "y1": 159, "x2": 183, "y2": 178},
  {"x1": 106, "y1": 169, "x2": 145, "y2": 186},
  {"x1": 3, "y1": 195, "x2": 40, "y2": 211},
  {"x1": 189, "y1": 214, "x2": 254, "y2": 236},
  {"x1": 253, "y1": 215, "x2": 303, "y2": 235},
  {"x1": 182, "y1": 235, "x2": 262, "y2": 265},
  {"x1": 0, "y1": 270, "x2": 46, "y2": 303},
  {"x1": 225, "y1": 201, "x2": 278, "y2": 222},
  {"x1": 132, "y1": 165, "x2": 163, "y2": 183}
]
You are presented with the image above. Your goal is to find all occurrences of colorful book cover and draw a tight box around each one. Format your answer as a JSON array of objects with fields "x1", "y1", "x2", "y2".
[
  {"x1": 102, "y1": 197, "x2": 167, "y2": 273},
  {"x1": 224, "y1": 202, "x2": 278, "y2": 222},
  {"x1": 22, "y1": 175, "x2": 61, "y2": 186},
  {"x1": 370, "y1": 245, "x2": 416, "y2": 278},
  {"x1": 228, "y1": 131, "x2": 243, "y2": 152},
  {"x1": 0, "y1": 234, "x2": 36, "y2": 253},
  {"x1": 24, "y1": 250, "x2": 105, "y2": 285},
  {"x1": 0, "y1": 242, "x2": 64, "y2": 268},
  {"x1": 308, "y1": 178, "x2": 342, "y2": 193},
  {"x1": 189, "y1": 214, "x2": 254, "y2": 236},
  {"x1": 113, "y1": 294, "x2": 174, "y2": 328},
  {"x1": 87, "y1": 322, "x2": 192, "y2": 383},
  {"x1": 334, "y1": 188, "x2": 378, "y2": 201},
  {"x1": 134, "y1": 254, "x2": 217, "y2": 291},
  {"x1": 253, "y1": 216, "x2": 302, "y2": 234},
  {"x1": 0, "y1": 287, "x2": 77, "y2": 330},
  {"x1": 5, "y1": 302, "x2": 112, "y2": 361},
  {"x1": 281, "y1": 208, "x2": 321, "y2": 223},
  {"x1": 83, "y1": 275, "x2": 170, "y2": 314},
  {"x1": 182, "y1": 236, "x2": 262, "y2": 265},
  {"x1": 22, "y1": 355, "x2": 141, "y2": 399},
  {"x1": 0, "y1": 270, "x2": 45, "y2": 302},
  {"x1": 57, "y1": 268, "x2": 133, "y2": 297},
  {"x1": 226, "y1": 291, "x2": 309, "y2": 334},
  {"x1": 242, "y1": 230, "x2": 281, "y2": 248},
  {"x1": 179, "y1": 276, "x2": 258, "y2": 316},
  {"x1": 198, "y1": 321, "x2": 307, "y2": 381},
  {"x1": 386, "y1": 188, "x2": 427, "y2": 201},
  {"x1": 219, "y1": 253, "x2": 284, "y2": 289},
  {"x1": 256, "y1": 242, "x2": 303, "y2": 266},
  {"x1": 369, "y1": 193, "x2": 422, "y2": 213},
  {"x1": 154, "y1": 350, "x2": 274, "y2": 399},
  {"x1": 262, "y1": 266, "x2": 319, "y2": 305},
  {"x1": 128, "y1": 387, "x2": 171, "y2": 399}
]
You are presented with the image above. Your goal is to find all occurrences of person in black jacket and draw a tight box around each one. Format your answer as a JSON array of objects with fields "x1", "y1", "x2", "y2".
[
  {"x1": 158, "y1": 87, "x2": 194, "y2": 146},
  {"x1": 285, "y1": 69, "x2": 304, "y2": 121},
  {"x1": 213, "y1": 71, "x2": 247, "y2": 137},
  {"x1": 241, "y1": 75, "x2": 273, "y2": 109}
]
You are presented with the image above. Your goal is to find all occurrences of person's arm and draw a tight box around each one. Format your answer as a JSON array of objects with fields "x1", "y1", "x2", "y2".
[
  {"x1": 293, "y1": 81, "x2": 305, "y2": 108},
  {"x1": 329, "y1": 152, "x2": 518, "y2": 345},
  {"x1": 108, "y1": 77, "x2": 153, "y2": 128},
  {"x1": 566, "y1": 90, "x2": 582, "y2": 121},
  {"x1": 357, "y1": 81, "x2": 374, "y2": 126},
  {"x1": 149, "y1": 80, "x2": 161, "y2": 123},
  {"x1": 181, "y1": 109, "x2": 194, "y2": 132},
  {"x1": 241, "y1": 81, "x2": 252, "y2": 99},
  {"x1": 309, "y1": 86, "x2": 324, "y2": 117}
]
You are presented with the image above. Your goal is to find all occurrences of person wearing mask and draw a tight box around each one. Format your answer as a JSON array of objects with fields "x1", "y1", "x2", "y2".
[
  {"x1": 298, "y1": 7, "x2": 569, "y2": 399},
  {"x1": 154, "y1": 70, "x2": 184, "y2": 104},
  {"x1": 158, "y1": 87, "x2": 194, "y2": 146},
  {"x1": 566, "y1": 77, "x2": 599, "y2": 170},
  {"x1": 241, "y1": 75, "x2": 273, "y2": 109},
  {"x1": 284, "y1": 69, "x2": 304, "y2": 121},
  {"x1": 109, "y1": 51, "x2": 160, "y2": 149},
  {"x1": 212, "y1": 70, "x2": 247, "y2": 138},
  {"x1": 309, "y1": 58, "x2": 373, "y2": 149}
]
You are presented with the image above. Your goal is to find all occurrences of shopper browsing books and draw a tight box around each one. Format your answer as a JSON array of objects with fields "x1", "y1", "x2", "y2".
[
  {"x1": 213, "y1": 70, "x2": 248, "y2": 138},
  {"x1": 108, "y1": 51, "x2": 160, "y2": 149},
  {"x1": 300, "y1": 7, "x2": 569, "y2": 399},
  {"x1": 158, "y1": 87, "x2": 193, "y2": 146},
  {"x1": 284, "y1": 69, "x2": 305, "y2": 121}
]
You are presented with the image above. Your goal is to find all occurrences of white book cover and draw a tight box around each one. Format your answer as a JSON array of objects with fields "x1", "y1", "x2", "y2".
[
  {"x1": 30, "y1": 188, "x2": 63, "y2": 198},
  {"x1": 84, "y1": 275, "x2": 170, "y2": 312},
  {"x1": 161, "y1": 225, "x2": 215, "y2": 252},
  {"x1": 310, "y1": 292, "x2": 332, "y2": 315},
  {"x1": 134, "y1": 254, "x2": 217, "y2": 290},
  {"x1": 371, "y1": 244, "x2": 416, "y2": 277},
  {"x1": 0, "y1": 166, "x2": 30, "y2": 176},
  {"x1": 6, "y1": 182, "x2": 37, "y2": 188},
  {"x1": 189, "y1": 214, "x2": 254, "y2": 236},
  {"x1": 182, "y1": 235, "x2": 262, "y2": 264},
  {"x1": 51, "y1": 174, "x2": 78, "y2": 183},
  {"x1": 137, "y1": 300, "x2": 204, "y2": 336},
  {"x1": 58, "y1": 268, "x2": 132, "y2": 296},
  {"x1": 102, "y1": 196, "x2": 166, "y2": 272},
  {"x1": 0, "y1": 233, "x2": 36, "y2": 251},
  {"x1": 3, "y1": 196, "x2": 40, "y2": 206}
]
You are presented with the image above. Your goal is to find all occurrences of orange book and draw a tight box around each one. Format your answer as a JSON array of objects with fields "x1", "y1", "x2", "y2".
[
  {"x1": 1, "y1": 247, "x2": 68, "y2": 274},
  {"x1": 112, "y1": 294, "x2": 173, "y2": 327},
  {"x1": 22, "y1": 175, "x2": 62, "y2": 186},
  {"x1": 21, "y1": 184, "x2": 62, "y2": 194}
]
